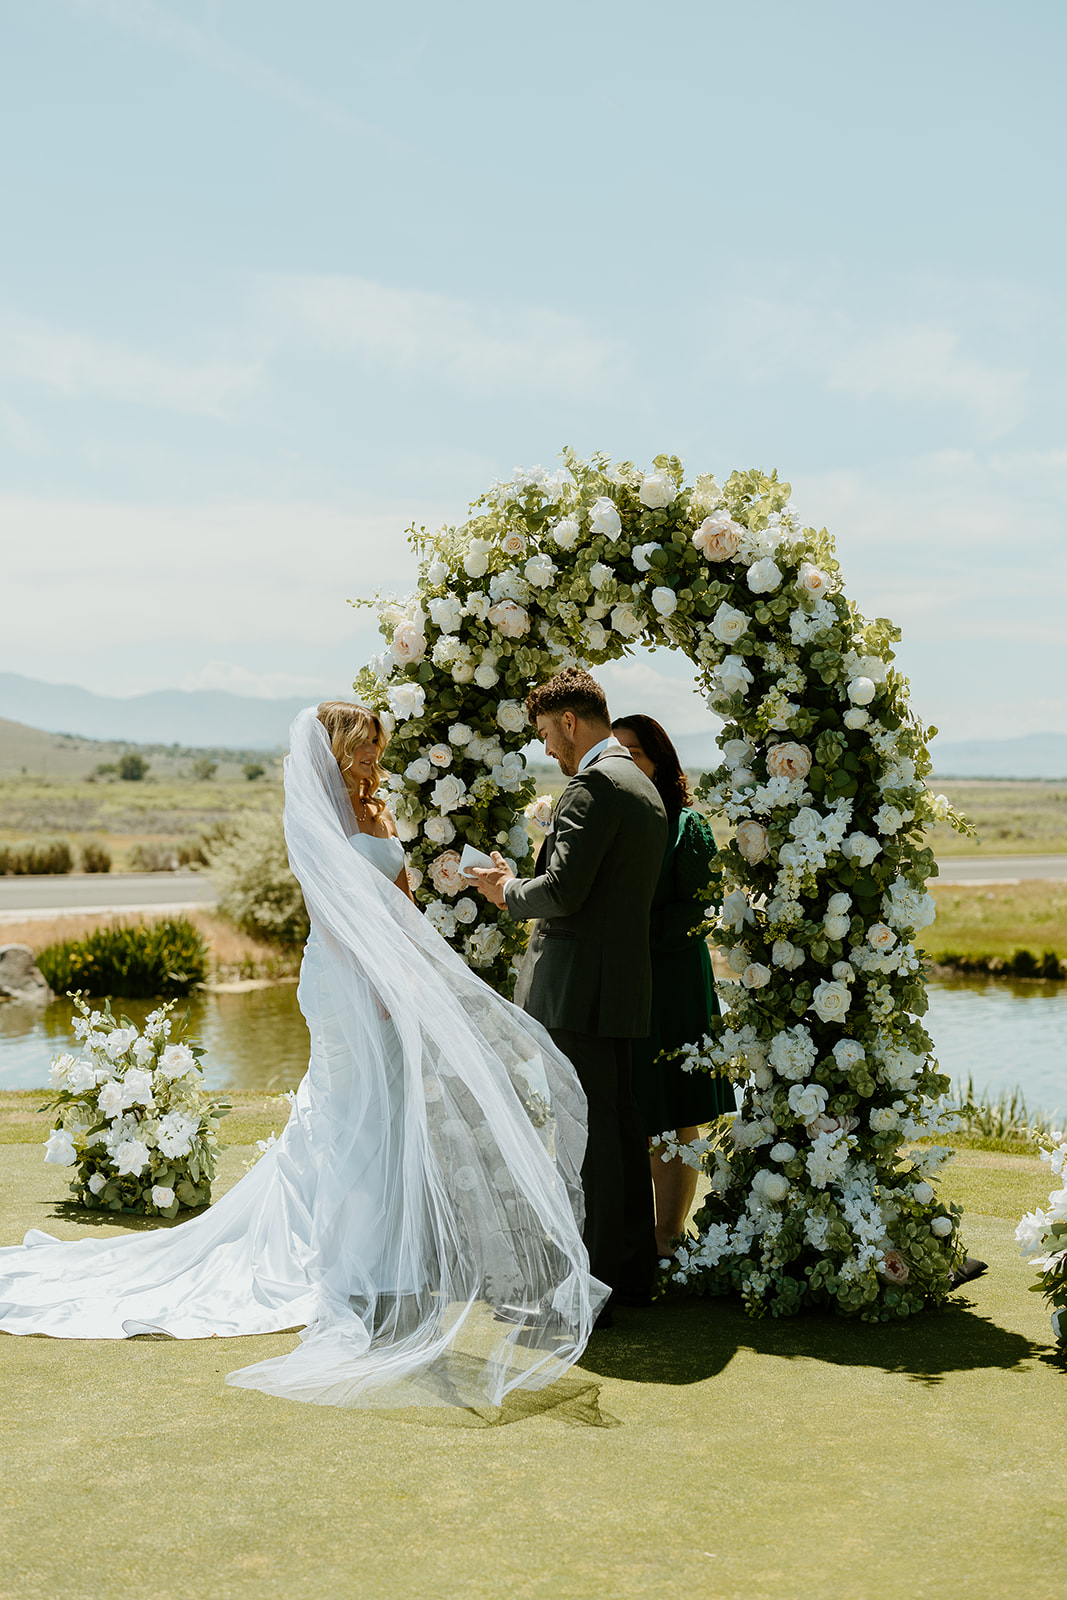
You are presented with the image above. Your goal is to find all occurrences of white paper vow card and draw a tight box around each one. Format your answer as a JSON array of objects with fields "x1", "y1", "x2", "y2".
[{"x1": 459, "y1": 844, "x2": 495, "y2": 876}]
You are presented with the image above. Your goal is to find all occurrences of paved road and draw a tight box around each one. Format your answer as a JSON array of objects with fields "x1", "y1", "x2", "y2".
[
  {"x1": 934, "y1": 854, "x2": 1067, "y2": 884},
  {"x1": 0, "y1": 872, "x2": 218, "y2": 920}
]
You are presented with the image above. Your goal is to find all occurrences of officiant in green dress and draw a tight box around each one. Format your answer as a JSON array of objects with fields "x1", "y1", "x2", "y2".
[{"x1": 612, "y1": 715, "x2": 735, "y2": 1259}]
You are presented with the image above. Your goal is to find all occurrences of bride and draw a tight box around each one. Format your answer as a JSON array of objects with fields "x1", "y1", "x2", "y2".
[{"x1": 0, "y1": 704, "x2": 607, "y2": 1409}]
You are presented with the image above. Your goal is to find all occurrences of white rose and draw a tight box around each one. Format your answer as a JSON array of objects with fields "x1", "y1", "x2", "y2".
[
  {"x1": 812, "y1": 980, "x2": 851, "y2": 1024},
  {"x1": 463, "y1": 537, "x2": 493, "y2": 578},
  {"x1": 452, "y1": 660, "x2": 474, "y2": 684},
  {"x1": 424, "y1": 900, "x2": 457, "y2": 938},
  {"x1": 637, "y1": 471, "x2": 676, "y2": 509},
  {"x1": 474, "y1": 662, "x2": 500, "y2": 689},
  {"x1": 428, "y1": 744, "x2": 452, "y2": 769},
  {"x1": 722, "y1": 890, "x2": 753, "y2": 932},
  {"x1": 158, "y1": 1043, "x2": 197, "y2": 1081},
  {"x1": 848, "y1": 677, "x2": 877, "y2": 706},
  {"x1": 502, "y1": 531, "x2": 527, "y2": 558},
  {"x1": 867, "y1": 923, "x2": 897, "y2": 952},
  {"x1": 66, "y1": 1059, "x2": 98, "y2": 1095},
  {"x1": 874, "y1": 805, "x2": 905, "y2": 836},
  {"x1": 827, "y1": 893, "x2": 852, "y2": 915},
  {"x1": 448, "y1": 723, "x2": 473, "y2": 746},
  {"x1": 772, "y1": 939, "x2": 797, "y2": 967},
  {"x1": 831, "y1": 1039, "x2": 865, "y2": 1068},
  {"x1": 487, "y1": 601, "x2": 530, "y2": 639},
  {"x1": 796, "y1": 561, "x2": 830, "y2": 598},
  {"x1": 766, "y1": 741, "x2": 812, "y2": 780},
  {"x1": 453, "y1": 896, "x2": 478, "y2": 925},
  {"x1": 431, "y1": 774, "x2": 467, "y2": 815},
  {"x1": 842, "y1": 832, "x2": 881, "y2": 868},
  {"x1": 832, "y1": 962, "x2": 855, "y2": 983},
  {"x1": 113, "y1": 1138, "x2": 151, "y2": 1177},
  {"x1": 913, "y1": 1181, "x2": 935, "y2": 1205},
  {"x1": 788, "y1": 1082, "x2": 829, "y2": 1122},
  {"x1": 43, "y1": 1128, "x2": 77, "y2": 1166},
  {"x1": 507, "y1": 823, "x2": 532, "y2": 858},
  {"x1": 465, "y1": 925, "x2": 505, "y2": 967},
  {"x1": 742, "y1": 963, "x2": 772, "y2": 989},
  {"x1": 88, "y1": 1171, "x2": 107, "y2": 1194},
  {"x1": 930, "y1": 1215, "x2": 954, "y2": 1237},
  {"x1": 552, "y1": 516, "x2": 580, "y2": 550},
  {"x1": 428, "y1": 596, "x2": 463, "y2": 633},
  {"x1": 406, "y1": 865, "x2": 423, "y2": 892},
  {"x1": 711, "y1": 602, "x2": 748, "y2": 645},
  {"x1": 823, "y1": 914, "x2": 850, "y2": 940},
  {"x1": 716, "y1": 655, "x2": 754, "y2": 698},
  {"x1": 771, "y1": 1142, "x2": 797, "y2": 1163},
  {"x1": 151, "y1": 1185, "x2": 175, "y2": 1210},
  {"x1": 496, "y1": 700, "x2": 527, "y2": 734},
  {"x1": 870, "y1": 1107, "x2": 899, "y2": 1132},
  {"x1": 650, "y1": 586, "x2": 677, "y2": 618},
  {"x1": 427, "y1": 557, "x2": 449, "y2": 586},
  {"x1": 387, "y1": 682, "x2": 426, "y2": 722},
  {"x1": 405, "y1": 758, "x2": 432, "y2": 783},
  {"x1": 585, "y1": 622, "x2": 609, "y2": 651},
  {"x1": 105, "y1": 1027, "x2": 138, "y2": 1060},
  {"x1": 611, "y1": 602, "x2": 643, "y2": 638},
  {"x1": 735, "y1": 820, "x2": 769, "y2": 864},
  {"x1": 464, "y1": 592, "x2": 490, "y2": 621},
  {"x1": 753, "y1": 1169, "x2": 790, "y2": 1204},
  {"x1": 844, "y1": 708, "x2": 869, "y2": 730},
  {"x1": 395, "y1": 815, "x2": 418, "y2": 842},
  {"x1": 391, "y1": 620, "x2": 427, "y2": 667},
  {"x1": 524, "y1": 553, "x2": 557, "y2": 589},
  {"x1": 632, "y1": 541, "x2": 660, "y2": 572},
  {"x1": 97, "y1": 1081, "x2": 125, "y2": 1120},
  {"x1": 589, "y1": 496, "x2": 623, "y2": 539},
  {"x1": 747, "y1": 558, "x2": 782, "y2": 594},
  {"x1": 728, "y1": 945, "x2": 750, "y2": 973}
]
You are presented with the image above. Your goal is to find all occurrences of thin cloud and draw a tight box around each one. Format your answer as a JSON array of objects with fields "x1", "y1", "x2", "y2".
[
  {"x1": 262, "y1": 274, "x2": 621, "y2": 397},
  {"x1": 729, "y1": 298, "x2": 1026, "y2": 433},
  {"x1": 0, "y1": 310, "x2": 258, "y2": 417},
  {"x1": 68, "y1": 0, "x2": 376, "y2": 138}
]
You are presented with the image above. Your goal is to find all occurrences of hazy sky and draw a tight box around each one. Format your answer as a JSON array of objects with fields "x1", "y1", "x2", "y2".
[{"x1": 1, "y1": 0, "x2": 1064, "y2": 741}]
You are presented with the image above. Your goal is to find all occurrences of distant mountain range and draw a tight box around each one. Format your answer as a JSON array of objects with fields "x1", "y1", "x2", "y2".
[
  {"x1": 0, "y1": 672, "x2": 312, "y2": 750},
  {"x1": 0, "y1": 673, "x2": 1065, "y2": 776}
]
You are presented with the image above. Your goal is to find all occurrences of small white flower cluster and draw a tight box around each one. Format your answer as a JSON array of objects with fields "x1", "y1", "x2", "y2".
[
  {"x1": 43, "y1": 998, "x2": 227, "y2": 1215},
  {"x1": 1016, "y1": 1132, "x2": 1067, "y2": 1341}
]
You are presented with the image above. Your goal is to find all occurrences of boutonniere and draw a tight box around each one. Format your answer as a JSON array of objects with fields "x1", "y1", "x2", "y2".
[{"x1": 524, "y1": 794, "x2": 554, "y2": 832}]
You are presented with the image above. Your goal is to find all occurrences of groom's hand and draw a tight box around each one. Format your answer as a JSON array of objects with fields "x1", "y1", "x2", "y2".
[{"x1": 469, "y1": 851, "x2": 515, "y2": 910}]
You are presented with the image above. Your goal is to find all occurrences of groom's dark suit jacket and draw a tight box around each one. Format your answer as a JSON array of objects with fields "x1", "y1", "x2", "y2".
[{"x1": 505, "y1": 745, "x2": 668, "y2": 1038}]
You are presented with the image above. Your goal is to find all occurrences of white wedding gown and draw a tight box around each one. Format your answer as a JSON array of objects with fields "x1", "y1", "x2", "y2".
[{"x1": 0, "y1": 710, "x2": 607, "y2": 1410}]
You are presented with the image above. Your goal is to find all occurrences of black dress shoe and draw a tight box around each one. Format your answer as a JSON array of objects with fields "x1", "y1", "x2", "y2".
[
  {"x1": 592, "y1": 1307, "x2": 614, "y2": 1331},
  {"x1": 949, "y1": 1256, "x2": 988, "y2": 1289}
]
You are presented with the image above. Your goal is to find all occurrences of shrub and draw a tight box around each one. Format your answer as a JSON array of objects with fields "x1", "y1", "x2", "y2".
[
  {"x1": 190, "y1": 758, "x2": 217, "y2": 782},
  {"x1": 35, "y1": 917, "x2": 209, "y2": 997},
  {"x1": 0, "y1": 840, "x2": 74, "y2": 875},
  {"x1": 205, "y1": 809, "x2": 308, "y2": 946},
  {"x1": 243, "y1": 762, "x2": 266, "y2": 781},
  {"x1": 118, "y1": 753, "x2": 149, "y2": 781},
  {"x1": 80, "y1": 841, "x2": 112, "y2": 873},
  {"x1": 176, "y1": 838, "x2": 209, "y2": 868},
  {"x1": 128, "y1": 842, "x2": 179, "y2": 872}
]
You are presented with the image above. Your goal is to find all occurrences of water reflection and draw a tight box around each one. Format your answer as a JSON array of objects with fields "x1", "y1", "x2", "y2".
[
  {"x1": 0, "y1": 985, "x2": 310, "y2": 1094},
  {"x1": 1, "y1": 975, "x2": 1065, "y2": 1113}
]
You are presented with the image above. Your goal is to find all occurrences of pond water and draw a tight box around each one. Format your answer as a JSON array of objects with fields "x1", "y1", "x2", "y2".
[{"x1": 0, "y1": 976, "x2": 1064, "y2": 1116}]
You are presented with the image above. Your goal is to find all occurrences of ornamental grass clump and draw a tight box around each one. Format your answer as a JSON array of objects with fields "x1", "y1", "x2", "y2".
[
  {"x1": 355, "y1": 449, "x2": 974, "y2": 1322},
  {"x1": 35, "y1": 917, "x2": 209, "y2": 998},
  {"x1": 1016, "y1": 1130, "x2": 1067, "y2": 1344},
  {"x1": 0, "y1": 839, "x2": 74, "y2": 875},
  {"x1": 42, "y1": 996, "x2": 229, "y2": 1216},
  {"x1": 205, "y1": 809, "x2": 309, "y2": 946}
]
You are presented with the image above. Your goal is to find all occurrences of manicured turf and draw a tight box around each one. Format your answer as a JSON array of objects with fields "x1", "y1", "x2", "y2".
[{"x1": 1, "y1": 1133, "x2": 1063, "y2": 1600}]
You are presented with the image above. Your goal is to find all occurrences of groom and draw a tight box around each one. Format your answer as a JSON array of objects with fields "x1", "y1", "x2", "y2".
[{"x1": 472, "y1": 667, "x2": 667, "y2": 1324}]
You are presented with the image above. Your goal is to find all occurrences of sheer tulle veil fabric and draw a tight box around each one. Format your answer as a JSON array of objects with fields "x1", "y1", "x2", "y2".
[{"x1": 0, "y1": 708, "x2": 607, "y2": 1409}]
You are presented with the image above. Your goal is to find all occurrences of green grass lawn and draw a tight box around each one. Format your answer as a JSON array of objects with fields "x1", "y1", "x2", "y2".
[
  {"x1": 925, "y1": 880, "x2": 1067, "y2": 964},
  {"x1": 2, "y1": 1100, "x2": 1064, "y2": 1600}
]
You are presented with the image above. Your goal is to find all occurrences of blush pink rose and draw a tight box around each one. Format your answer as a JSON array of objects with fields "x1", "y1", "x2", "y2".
[
  {"x1": 487, "y1": 601, "x2": 530, "y2": 639},
  {"x1": 735, "y1": 820, "x2": 769, "y2": 864},
  {"x1": 878, "y1": 1248, "x2": 910, "y2": 1284},
  {"x1": 693, "y1": 515, "x2": 743, "y2": 561},
  {"x1": 427, "y1": 850, "x2": 465, "y2": 896},
  {"x1": 765, "y1": 741, "x2": 812, "y2": 780}
]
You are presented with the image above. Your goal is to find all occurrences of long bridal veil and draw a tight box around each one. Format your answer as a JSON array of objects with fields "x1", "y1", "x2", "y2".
[{"x1": 0, "y1": 709, "x2": 607, "y2": 1410}]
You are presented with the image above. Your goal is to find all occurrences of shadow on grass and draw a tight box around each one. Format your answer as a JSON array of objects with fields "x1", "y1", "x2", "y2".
[
  {"x1": 579, "y1": 1294, "x2": 1040, "y2": 1387},
  {"x1": 41, "y1": 1199, "x2": 207, "y2": 1232}
]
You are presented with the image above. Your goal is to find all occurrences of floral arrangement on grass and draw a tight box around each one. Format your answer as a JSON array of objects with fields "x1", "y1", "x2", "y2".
[
  {"x1": 42, "y1": 997, "x2": 229, "y2": 1216},
  {"x1": 355, "y1": 448, "x2": 972, "y2": 1320},
  {"x1": 1015, "y1": 1130, "x2": 1067, "y2": 1343}
]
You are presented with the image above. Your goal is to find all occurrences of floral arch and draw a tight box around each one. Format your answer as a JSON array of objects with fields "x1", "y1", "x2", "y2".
[{"x1": 354, "y1": 449, "x2": 969, "y2": 1320}]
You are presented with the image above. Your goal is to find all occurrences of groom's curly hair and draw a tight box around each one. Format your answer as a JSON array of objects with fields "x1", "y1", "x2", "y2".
[{"x1": 526, "y1": 667, "x2": 610, "y2": 727}]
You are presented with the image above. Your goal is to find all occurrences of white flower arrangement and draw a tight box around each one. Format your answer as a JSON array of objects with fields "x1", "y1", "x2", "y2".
[
  {"x1": 1016, "y1": 1130, "x2": 1067, "y2": 1343},
  {"x1": 354, "y1": 450, "x2": 974, "y2": 1321},
  {"x1": 42, "y1": 997, "x2": 229, "y2": 1216}
]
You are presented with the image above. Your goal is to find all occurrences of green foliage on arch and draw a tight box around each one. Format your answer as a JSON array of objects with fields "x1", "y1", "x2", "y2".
[{"x1": 355, "y1": 449, "x2": 972, "y2": 1319}]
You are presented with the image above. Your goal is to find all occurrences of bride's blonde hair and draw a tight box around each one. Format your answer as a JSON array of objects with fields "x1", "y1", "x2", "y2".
[{"x1": 316, "y1": 701, "x2": 388, "y2": 813}]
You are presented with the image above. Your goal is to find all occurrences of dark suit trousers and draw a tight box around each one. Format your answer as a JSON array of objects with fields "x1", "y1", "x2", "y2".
[{"x1": 548, "y1": 1029, "x2": 657, "y2": 1298}]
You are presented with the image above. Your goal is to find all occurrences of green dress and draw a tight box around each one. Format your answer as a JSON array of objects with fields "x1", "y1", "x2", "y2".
[{"x1": 630, "y1": 806, "x2": 735, "y2": 1136}]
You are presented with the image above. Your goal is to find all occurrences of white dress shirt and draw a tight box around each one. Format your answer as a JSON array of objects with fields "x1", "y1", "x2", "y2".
[{"x1": 577, "y1": 735, "x2": 631, "y2": 773}]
